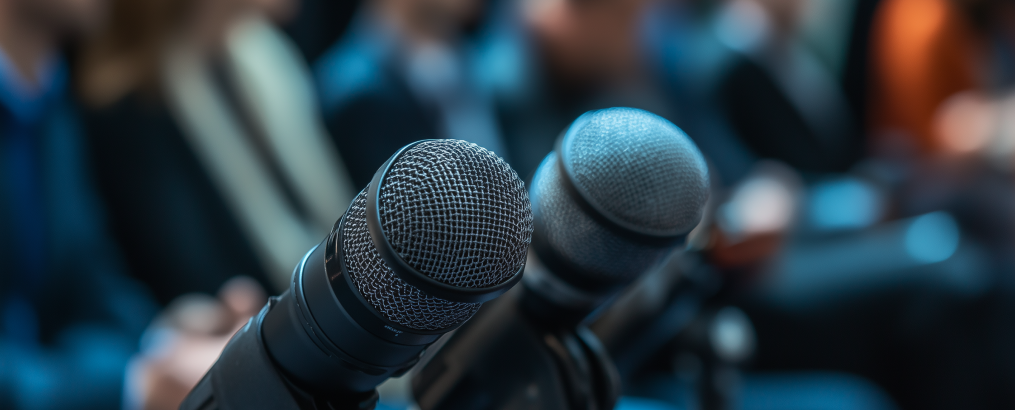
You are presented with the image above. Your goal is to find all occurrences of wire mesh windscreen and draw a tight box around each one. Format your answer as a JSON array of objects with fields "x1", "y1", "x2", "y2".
[
  {"x1": 565, "y1": 108, "x2": 709, "y2": 236},
  {"x1": 342, "y1": 140, "x2": 532, "y2": 331},
  {"x1": 532, "y1": 156, "x2": 678, "y2": 285},
  {"x1": 532, "y1": 108, "x2": 709, "y2": 286}
]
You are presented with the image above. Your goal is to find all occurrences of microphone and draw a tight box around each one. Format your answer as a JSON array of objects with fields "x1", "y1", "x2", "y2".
[
  {"x1": 523, "y1": 107, "x2": 710, "y2": 324},
  {"x1": 412, "y1": 108, "x2": 710, "y2": 410},
  {"x1": 181, "y1": 139, "x2": 532, "y2": 409}
]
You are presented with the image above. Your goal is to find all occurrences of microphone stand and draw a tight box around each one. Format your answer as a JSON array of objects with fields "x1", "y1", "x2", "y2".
[
  {"x1": 179, "y1": 298, "x2": 379, "y2": 410},
  {"x1": 672, "y1": 304, "x2": 755, "y2": 410},
  {"x1": 591, "y1": 252, "x2": 755, "y2": 410},
  {"x1": 591, "y1": 252, "x2": 719, "y2": 381},
  {"x1": 411, "y1": 287, "x2": 620, "y2": 410}
]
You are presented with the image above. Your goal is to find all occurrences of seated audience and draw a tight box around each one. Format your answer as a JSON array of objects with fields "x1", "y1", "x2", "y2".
[
  {"x1": 0, "y1": 0, "x2": 158, "y2": 408},
  {"x1": 315, "y1": 0, "x2": 507, "y2": 188},
  {"x1": 77, "y1": 0, "x2": 355, "y2": 302}
]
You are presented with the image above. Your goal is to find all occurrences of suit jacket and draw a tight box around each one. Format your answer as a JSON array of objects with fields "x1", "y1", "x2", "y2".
[
  {"x1": 83, "y1": 93, "x2": 272, "y2": 305},
  {"x1": 316, "y1": 20, "x2": 441, "y2": 190},
  {"x1": 0, "y1": 65, "x2": 157, "y2": 410},
  {"x1": 83, "y1": 17, "x2": 352, "y2": 301}
]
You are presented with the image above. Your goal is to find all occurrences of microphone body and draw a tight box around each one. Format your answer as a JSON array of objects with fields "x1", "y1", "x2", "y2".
[
  {"x1": 261, "y1": 239, "x2": 433, "y2": 394},
  {"x1": 412, "y1": 108, "x2": 710, "y2": 410},
  {"x1": 181, "y1": 140, "x2": 532, "y2": 409},
  {"x1": 412, "y1": 288, "x2": 618, "y2": 410},
  {"x1": 522, "y1": 108, "x2": 709, "y2": 324}
]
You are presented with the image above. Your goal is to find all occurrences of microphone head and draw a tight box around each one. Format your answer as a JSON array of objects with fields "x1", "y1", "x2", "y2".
[
  {"x1": 341, "y1": 140, "x2": 533, "y2": 331},
  {"x1": 531, "y1": 107, "x2": 709, "y2": 291}
]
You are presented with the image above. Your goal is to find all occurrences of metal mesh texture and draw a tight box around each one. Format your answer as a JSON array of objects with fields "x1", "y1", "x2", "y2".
[
  {"x1": 380, "y1": 140, "x2": 533, "y2": 287},
  {"x1": 532, "y1": 156, "x2": 676, "y2": 285},
  {"x1": 342, "y1": 140, "x2": 532, "y2": 331},
  {"x1": 532, "y1": 108, "x2": 709, "y2": 285},
  {"x1": 566, "y1": 108, "x2": 708, "y2": 236}
]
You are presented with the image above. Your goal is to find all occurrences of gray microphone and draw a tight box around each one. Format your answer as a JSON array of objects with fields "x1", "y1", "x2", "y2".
[
  {"x1": 411, "y1": 108, "x2": 710, "y2": 410},
  {"x1": 523, "y1": 107, "x2": 710, "y2": 324},
  {"x1": 181, "y1": 139, "x2": 533, "y2": 409}
]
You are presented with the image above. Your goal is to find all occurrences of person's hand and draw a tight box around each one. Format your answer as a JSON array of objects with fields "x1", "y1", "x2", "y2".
[{"x1": 124, "y1": 277, "x2": 266, "y2": 410}]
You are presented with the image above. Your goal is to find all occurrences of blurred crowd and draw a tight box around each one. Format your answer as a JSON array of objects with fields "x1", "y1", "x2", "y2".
[{"x1": 1, "y1": 0, "x2": 1014, "y2": 408}]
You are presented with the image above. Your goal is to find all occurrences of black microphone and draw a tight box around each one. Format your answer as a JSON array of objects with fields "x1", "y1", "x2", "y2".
[
  {"x1": 522, "y1": 107, "x2": 710, "y2": 325},
  {"x1": 412, "y1": 108, "x2": 710, "y2": 410},
  {"x1": 181, "y1": 139, "x2": 532, "y2": 409}
]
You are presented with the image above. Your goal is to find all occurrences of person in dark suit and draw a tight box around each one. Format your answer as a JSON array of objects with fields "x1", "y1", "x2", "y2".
[
  {"x1": 77, "y1": 0, "x2": 356, "y2": 407},
  {"x1": 77, "y1": 0, "x2": 354, "y2": 305},
  {"x1": 714, "y1": 0, "x2": 861, "y2": 174},
  {"x1": 0, "y1": 0, "x2": 159, "y2": 408},
  {"x1": 472, "y1": 0, "x2": 695, "y2": 180},
  {"x1": 315, "y1": 0, "x2": 506, "y2": 189}
]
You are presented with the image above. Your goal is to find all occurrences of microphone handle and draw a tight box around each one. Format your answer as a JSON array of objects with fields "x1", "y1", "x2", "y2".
[{"x1": 179, "y1": 299, "x2": 379, "y2": 410}]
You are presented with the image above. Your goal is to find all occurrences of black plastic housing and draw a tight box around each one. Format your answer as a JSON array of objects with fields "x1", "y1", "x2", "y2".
[
  {"x1": 261, "y1": 233, "x2": 441, "y2": 394},
  {"x1": 365, "y1": 141, "x2": 523, "y2": 304},
  {"x1": 411, "y1": 287, "x2": 620, "y2": 410},
  {"x1": 179, "y1": 299, "x2": 378, "y2": 410},
  {"x1": 261, "y1": 138, "x2": 527, "y2": 395}
]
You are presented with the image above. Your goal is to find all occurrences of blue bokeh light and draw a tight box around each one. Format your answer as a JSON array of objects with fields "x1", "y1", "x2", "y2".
[
  {"x1": 808, "y1": 178, "x2": 881, "y2": 231},
  {"x1": 904, "y1": 212, "x2": 960, "y2": 264}
]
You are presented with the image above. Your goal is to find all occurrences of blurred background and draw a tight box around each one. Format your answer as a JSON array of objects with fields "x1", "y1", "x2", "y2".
[{"x1": 1, "y1": 0, "x2": 1014, "y2": 408}]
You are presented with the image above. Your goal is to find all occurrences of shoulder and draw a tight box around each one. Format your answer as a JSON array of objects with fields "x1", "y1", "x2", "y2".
[{"x1": 314, "y1": 36, "x2": 389, "y2": 114}]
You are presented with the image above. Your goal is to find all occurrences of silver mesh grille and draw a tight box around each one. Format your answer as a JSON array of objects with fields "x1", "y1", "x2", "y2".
[
  {"x1": 380, "y1": 140, "x2": 532, "y2": 287},
  {"x1": 533, "y1": 108, "x2": 709, "y2": 285},
  {"x1": 532, "y1": 156, "x2": 676, "y2": 284},
  {"x1": 566, "y1": 108, "x2": 708, "y2": 236},
  {"x1": 342, "y1": 140, "x2": 532, "y2": 330}
]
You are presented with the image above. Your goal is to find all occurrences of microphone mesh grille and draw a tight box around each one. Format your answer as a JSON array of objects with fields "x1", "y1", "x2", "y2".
[
  {"x1": 342, "y1": 140, "x2": 532, "y2": 330},
  {"x1": 533, "y1": 108, "x2": 709, "y2": 286},
  {"x1": 533, "y1": 156, "x2": 676, "y2": 284},
  {"x1": 566, "y1": 108, "x2": 708, "y2": 236},
  {"x1": 343, "y1": 193, "x2": 480, "y2": 330}
]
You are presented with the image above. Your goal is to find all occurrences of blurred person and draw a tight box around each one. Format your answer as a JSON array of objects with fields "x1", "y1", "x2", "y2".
[
  {"x1": 868, "y1": 0, "x2": 1015, "y2": 156},
  {"x1": 124, "y1": 276, "x2": 265, "y2": 410},
  {"x1": 76, "y1": 0, "x2": 356, "y2": 406},
  {"x1": 624, "y1": 3, "x2": 1015, "y2": 410},
  {"x1": 0, "y1": 0, "x2": 161, "y2": 408},
  {"x1": 77, "y1": 0, "x2": 355, "y2": 303},
  {"x1": 713, "y1": 0, "x2": 861, "y2": 174},
  {"x1": 315, "y1": 0, "x2": 506, "y2": 189},
  {"x1": 868, "y1": 0, "x2": 1015, "y2": 273},
  {"x1": 642, "y1": 0, "x2": 760, "y2": 185},
  {"x1": 732, "y1": 4, "x2": 1015, "y2": 400},
  {"x1": 475, "y1": 0, "x2": 678, "y2": 179},
  {"x1": 284, "y1": 0, "x2": 362, "y2": 63}
]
